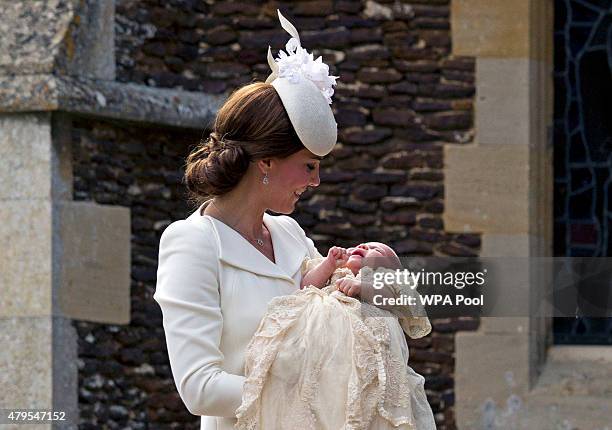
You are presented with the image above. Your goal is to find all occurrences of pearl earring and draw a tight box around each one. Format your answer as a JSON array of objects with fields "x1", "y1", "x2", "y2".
[{"x1": 262, "y1": 172, "x2": 269, "y2": 185}]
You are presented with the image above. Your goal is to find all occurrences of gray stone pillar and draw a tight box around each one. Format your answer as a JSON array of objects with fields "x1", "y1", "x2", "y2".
[
  {"x1": 0, "y1": 113, "x2": 78, "y2": 428},
  {"x1": 0, "y1": 114, "x2": 131, "y2": 429},
  {"x1": 0, "y1": 2, "x2": 127, "y2": 429}
]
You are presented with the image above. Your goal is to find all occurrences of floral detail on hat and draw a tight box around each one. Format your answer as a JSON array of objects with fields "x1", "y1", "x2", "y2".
[{"x1": 266, "y1": 10, "x2": 339, "y2": 104}]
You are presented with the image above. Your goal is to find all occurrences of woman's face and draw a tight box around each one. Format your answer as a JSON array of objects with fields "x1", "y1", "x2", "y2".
[{"x1": 267, "y1": 149, "x2": 322, "y2": 214}]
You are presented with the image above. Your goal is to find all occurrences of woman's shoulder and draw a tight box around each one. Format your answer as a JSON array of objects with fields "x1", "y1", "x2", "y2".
[
  {"x1": 162, "y1": 216, "x2": 215, "y2": 237},
  {"x1": 159, "y1": 216, "x2": 219, "y2": 255}
]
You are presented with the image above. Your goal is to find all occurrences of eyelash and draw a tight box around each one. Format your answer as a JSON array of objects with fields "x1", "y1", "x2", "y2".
[{"x1": 306, "y1": 164, "x2": 316, "y2": 171}]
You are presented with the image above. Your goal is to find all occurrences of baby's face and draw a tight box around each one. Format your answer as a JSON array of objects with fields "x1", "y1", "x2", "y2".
[{"x1": 345, "y1": 242, "x2": 400, "y2": 273}]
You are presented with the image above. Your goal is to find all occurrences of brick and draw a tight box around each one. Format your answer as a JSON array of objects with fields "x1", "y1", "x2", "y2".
[
  {"x1": 340, "y1": 127, "x2": 392, "y2": 144},
  {"x1": 372, "y1": 108, "x2": 417, "y2": 127},
  {"x1": 293, "y1": 1, "x2": 334, "y2": 16},
  {"x1": 356, "y1": 68, "x2": 402, "y2": 83}
]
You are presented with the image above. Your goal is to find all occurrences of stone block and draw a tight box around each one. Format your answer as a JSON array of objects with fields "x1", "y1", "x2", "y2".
[
  {"x1": 455, "y1": 331, "x2": 530, "y2": 427},
  {"x1": 524, "y1": 394, "x2": 612, "y2": 430},
  {"x1": 0, "y1": 75, "x2": 224, "y2": 129},
  {"x1": 478, "y1": 316, "x2": 531, "y2": 336},
  {"x1": 452, "y1": 0, "x2": 553, "y2": 61},
  {"x1": 483, "y1": 233, "x2": 554, "y2": 315},
  {"x1": 0, "y1": 1, "x2": 74, "y2": 75},
  {"x1": 57, "y1": 201, "x2": 131, "y2": 324},
  {"x1": 0, "y1": 317, "x2": 53, "y2": 408},
  {"x1": 443, "y1": 143, "x2": 530, "y2": 234},
  {"x1": 293, "y1": 0, "x2": 334, "y2": 16},
  {"x1": 0, "y1": 201, "x2": 131, "y2": 325},
  {"x1": 0, "y1": 0, "x2": 115, "y2": 79},
  {"x1": 372, "y1": 107, "x2": 416, "y2": 127},
  {"x1": 481, "y1": 258, "x2": 530, "y2": 323},
  {"x1": 0, "y1": 316, "x2": 78, "y2": 427},
  {"x1": 482, "y1": 234, "x2": 533, "y2": 257},
  {"x1": 523, "y1": 346, "x2": 612, "y2": 429},
  {"x1": 476, "y1": 58, "x2": 530, "y2": 146},
  {"x1": 340, "y1": 127, "x2": 392, "y2": 145},
  {"x1": 452, "y1": 0, "x2": 530, "y2": 58},
  {"x1": 0, "y1": 114, "x2": 52, "y2": 200},
  {"x1": 0, "y1": 200, "x2": 53, "y2": 318},
  {"x1": 480, "y1": 234, "x2": 549, "y2": 336},
  {"x1": 66, "y1": 0, "x2": 116, "y2": 79},
  {"x1": 356, "y1": 68, "x2": 402, "y2": 84}
]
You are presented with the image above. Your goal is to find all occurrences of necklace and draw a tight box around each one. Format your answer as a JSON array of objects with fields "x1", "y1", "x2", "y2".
[{"x1": 209, "y1": 200, "x2": 266, "y2": 247}]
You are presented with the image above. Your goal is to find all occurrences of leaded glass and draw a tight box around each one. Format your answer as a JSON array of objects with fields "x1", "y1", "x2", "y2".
[{"x1": 553, "y1": 0, "x2": 612, "y2": 344}]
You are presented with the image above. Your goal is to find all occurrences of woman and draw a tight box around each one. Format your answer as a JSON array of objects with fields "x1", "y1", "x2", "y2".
[{"x1": 154, "y1": 11, "x2": 339, "y2": 429}]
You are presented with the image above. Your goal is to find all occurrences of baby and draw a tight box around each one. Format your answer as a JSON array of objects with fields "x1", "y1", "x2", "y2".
[
  {"x1": 300, "y1": 241, "x2": 433, "y2": 344},
  {"x1": 301, "y1": 241, "x2": 402, "y2": 297},
  {"x1": 236, "y1": 242, "x2": 436, "y2": 429}
]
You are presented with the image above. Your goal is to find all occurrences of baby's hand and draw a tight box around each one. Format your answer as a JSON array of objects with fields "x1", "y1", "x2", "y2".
[
  {"x1": 326, "y1": 246, "x2": 349, "y2": 269},
  {"x1": 335, "y1": 278, "x2": 361, "y2": 298}
]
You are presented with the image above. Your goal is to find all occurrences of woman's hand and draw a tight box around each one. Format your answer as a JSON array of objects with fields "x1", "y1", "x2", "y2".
[{"x1": 335, "y1": 277, "x2": 361, "y2": 298}]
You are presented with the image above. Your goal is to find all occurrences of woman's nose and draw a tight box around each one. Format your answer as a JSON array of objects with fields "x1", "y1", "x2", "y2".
[{"x1": 309, "y1": 165, "x2": 321, "y2": 187}]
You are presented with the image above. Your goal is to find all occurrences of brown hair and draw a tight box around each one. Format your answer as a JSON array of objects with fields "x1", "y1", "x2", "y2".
[{"x1": 184, "y1": 82, "x2": 303, "y2": 205}]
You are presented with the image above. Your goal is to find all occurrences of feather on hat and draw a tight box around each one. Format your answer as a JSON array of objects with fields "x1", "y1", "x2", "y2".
[{"x1": 265, "y1": 10, "x2": 339, "y2": 157}]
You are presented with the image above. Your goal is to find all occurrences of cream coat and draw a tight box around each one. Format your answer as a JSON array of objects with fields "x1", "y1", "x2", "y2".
[{"x1": 153, "y1": 201, "x2": 321, "y2": 430}]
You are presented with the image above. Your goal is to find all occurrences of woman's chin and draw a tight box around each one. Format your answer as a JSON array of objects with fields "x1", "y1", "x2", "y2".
[
  {"x1": 267, "y1": 202, "x2": 295, "y2": 215},
  {"x1": 282, "y1": 203, "x2": 296, "y2": 214}
]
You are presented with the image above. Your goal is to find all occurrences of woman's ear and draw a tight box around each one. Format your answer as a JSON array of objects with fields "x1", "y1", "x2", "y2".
[{"x1": 257, "y1": 158, "x2": 272, "y2": 174}]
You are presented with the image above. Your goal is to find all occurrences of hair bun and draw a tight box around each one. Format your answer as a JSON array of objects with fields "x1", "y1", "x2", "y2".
[
  {"x1": 208, "y1": 133, "x2": 250, "y2": 159},
  {"x1": 206, "y1": 132, "x2": 224, "y2": 152},
  {"x1": 185, "y1": 132, "x2": 251, "y2": 197},
  {"x1": 214, "y1": 139, "x2": 251, "y2": 166}
]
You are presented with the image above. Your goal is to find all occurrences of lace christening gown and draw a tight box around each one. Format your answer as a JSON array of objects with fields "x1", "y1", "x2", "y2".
[{"x1": 235, "y1": 257, "x2": 437, "y2": 430}]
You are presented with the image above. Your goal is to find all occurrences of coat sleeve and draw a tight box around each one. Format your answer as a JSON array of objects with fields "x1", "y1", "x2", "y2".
[{"x1": 153, "y1": 220, "x2": 245, "y2": 417}]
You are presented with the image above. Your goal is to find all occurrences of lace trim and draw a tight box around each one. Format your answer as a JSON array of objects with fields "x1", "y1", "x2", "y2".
[
  {"x1": 236, "y1": 293, "x2": 310, "y2": 429},
  {"x1": 235, "y1": 286, "x2": 419, "y2": 430},
  {"x1": 359, "y1": 266, "x2": 432, "y2": 339}
]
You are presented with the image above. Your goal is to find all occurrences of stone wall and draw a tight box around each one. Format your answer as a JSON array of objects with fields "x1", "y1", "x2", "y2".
[
  {"x1": 73, "y1": 1, "x2": 479, "y2": 428},
  {"x1": 72, "y1": 118, "x2": 201, "y2": 429}
]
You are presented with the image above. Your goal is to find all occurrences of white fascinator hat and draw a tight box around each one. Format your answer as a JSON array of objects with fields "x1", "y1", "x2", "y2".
[{"x1": 265, "y1": 10, "x2": 339, "y2": 157}]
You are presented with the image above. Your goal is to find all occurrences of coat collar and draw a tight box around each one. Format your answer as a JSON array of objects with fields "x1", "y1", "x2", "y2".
[{"x1": 188, "y1": 201, "x2": 307, "y2": 283}]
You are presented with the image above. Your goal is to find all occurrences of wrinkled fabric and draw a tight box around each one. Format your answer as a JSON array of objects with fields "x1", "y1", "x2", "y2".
[{"x1": 235, "y1": 259, "x2": 436, "y2": 430}]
